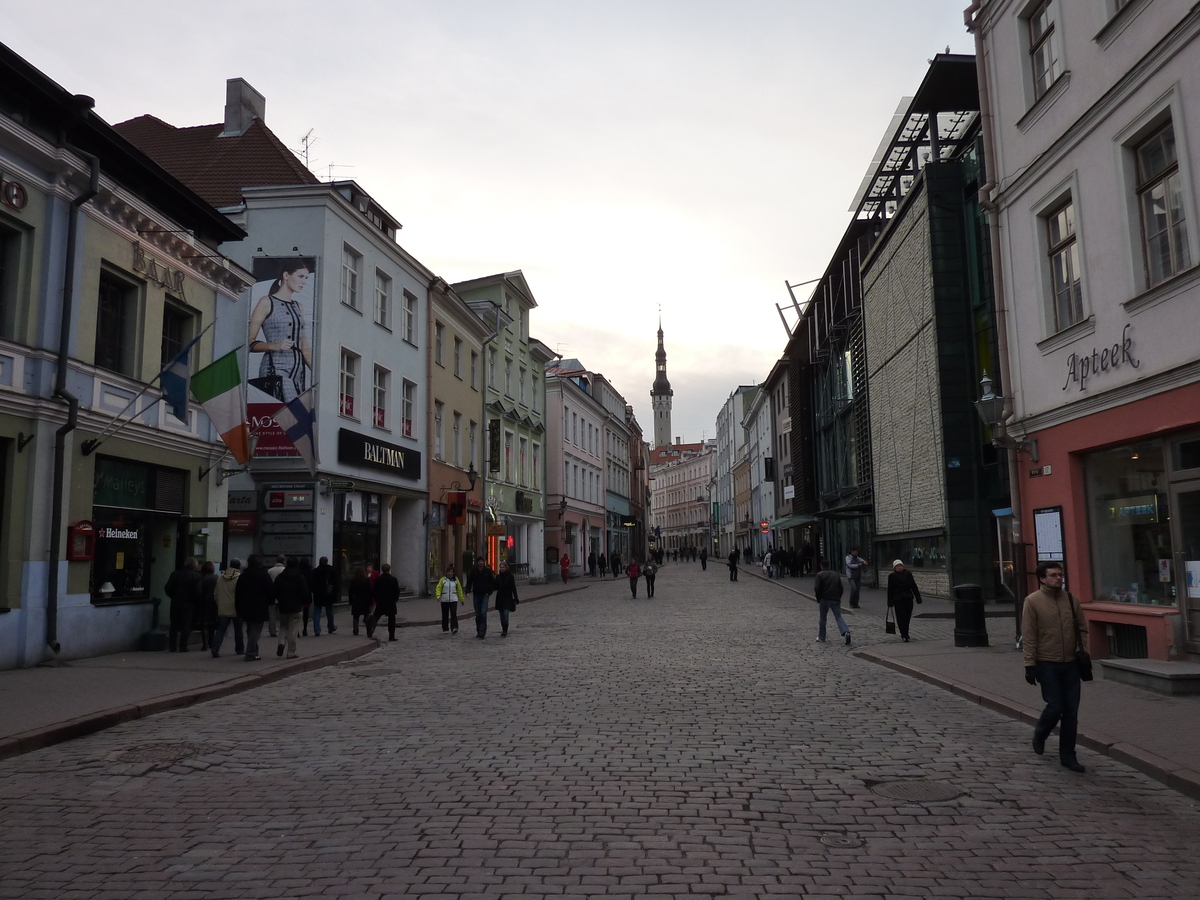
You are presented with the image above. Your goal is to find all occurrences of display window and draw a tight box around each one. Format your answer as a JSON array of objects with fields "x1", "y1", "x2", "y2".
[
  {"x1": 1085, "y1": 440, "x2": 1176, "y2": 605},
  {"x1": 91, "y1": 508, "x2": 151, "y2": 601},
  {"x1": 877, "y1": 533, "x2": 947, "y2": 570}
]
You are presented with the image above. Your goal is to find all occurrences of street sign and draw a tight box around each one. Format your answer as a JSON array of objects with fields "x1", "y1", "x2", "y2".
[{"x1": 328, "y1": 480, "x2": 355, "y2": 492}]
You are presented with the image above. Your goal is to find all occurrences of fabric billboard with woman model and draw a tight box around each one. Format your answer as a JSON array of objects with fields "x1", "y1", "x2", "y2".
[{"x1": 247, "y1": 257, "x2": 316, "y2": 456}]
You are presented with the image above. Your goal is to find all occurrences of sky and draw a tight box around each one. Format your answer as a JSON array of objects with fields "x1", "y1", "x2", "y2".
[{"x1": 2, "y1": 1, "x2": 975, "y2": 443}]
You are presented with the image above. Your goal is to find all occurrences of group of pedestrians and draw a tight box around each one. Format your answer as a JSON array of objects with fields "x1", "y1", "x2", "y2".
[{"x1": 444, "y1": 558, "x2": 519, "y2": 638}]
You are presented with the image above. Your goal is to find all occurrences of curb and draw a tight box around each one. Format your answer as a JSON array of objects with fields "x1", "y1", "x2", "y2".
[
  {"x1": 0, "y1": 639, "x2": 380, "y2": 763},
  {"x1": 854, "y1": 647, "x2": 1200, "y2": 803}
]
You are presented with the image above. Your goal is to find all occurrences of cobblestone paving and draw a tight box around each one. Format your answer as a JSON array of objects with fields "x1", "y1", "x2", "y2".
[{"x1": 3, "y1": 565, "x2": 1199, "y2": 898}]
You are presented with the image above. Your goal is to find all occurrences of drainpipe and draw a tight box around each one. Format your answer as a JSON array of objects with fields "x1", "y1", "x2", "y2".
[
  {"x1": 47, "y1": 104, "x2": 101, "y2": 655},
  {"x1": 966, "y1": 3, "x2": 1027, "y2": 614}
]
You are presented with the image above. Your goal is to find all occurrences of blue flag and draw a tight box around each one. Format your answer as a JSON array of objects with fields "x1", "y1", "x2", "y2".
[
  {"x1": 158, "y1": 333, "x2": 204, "y2": 423},
  {"x1": 274, "y1": 388, "x2": 318, "y2": 474}
]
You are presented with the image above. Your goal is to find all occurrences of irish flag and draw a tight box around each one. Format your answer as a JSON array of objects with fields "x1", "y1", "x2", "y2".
[{"x1": 191, "y1": 350, "x2": 250, "y2": 464}]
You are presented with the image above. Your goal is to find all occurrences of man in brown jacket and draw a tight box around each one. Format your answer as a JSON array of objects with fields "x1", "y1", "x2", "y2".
[{"x1": 1022, "y1": 561, "x2": 1088, "y2": 772}]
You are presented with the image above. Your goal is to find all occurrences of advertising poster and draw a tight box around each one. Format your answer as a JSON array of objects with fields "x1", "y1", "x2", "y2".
[{"x1": 247, "y1": 256, "x2": 316, "y2": 456}]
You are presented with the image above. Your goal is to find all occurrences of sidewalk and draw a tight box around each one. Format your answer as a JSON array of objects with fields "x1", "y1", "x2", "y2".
[
  {"x1": 0, "y1": 580, "x2": 589, "y2": 761},
  {"x1": 743, "y1": 564, "x2": 1200, "y2": 801}
]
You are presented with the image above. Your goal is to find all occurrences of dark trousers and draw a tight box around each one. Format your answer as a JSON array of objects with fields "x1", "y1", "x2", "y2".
[
  {"x1": 243, "y1": 620, "x2": 264, "y2": 660},
  {"x1": 892, "y1": 598, "x2": 914, "y2": 639},
  {"x1": 645, "y1": 574, "x2": 655, "y2": 596},
  {"x1": 441, "y1": 602, "x2": 459, "y2": 632},
  {"x1": 701, "y1": 558, "x2": 707, "y2": 570},
  {"x1": 498, "y1": 606, "x2": 511, "y2": 634},
  {"x1": 1034, "y1": 660, "x2": 1082, "y2": 761},
  {"x1": 629, "y1": 576, "x2": 639, "y2": 597},
  {"x1": 169, "y1": 599, "x2": 194, "y2": 651},
  {"x1": 211, "y1": 616, "x2": 244, "y2": 656},
  {"x1": 729, "y1": 565, "x2": 738, "y2": 581},
  {"x1": 848, "y1": 577, "x2": 862, "y2": 608},
  {"x1": 368, "y1": 613, "x2": 396, "y2": 639}
]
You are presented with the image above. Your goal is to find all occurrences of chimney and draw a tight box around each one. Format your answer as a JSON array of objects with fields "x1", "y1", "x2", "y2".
[{"x1": 221, "y1": 78, "x2": 265, "y2": 137}]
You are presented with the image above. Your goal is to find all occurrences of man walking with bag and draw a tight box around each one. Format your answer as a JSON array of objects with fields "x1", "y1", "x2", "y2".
[
  {"x1": 813, "y1": 558, "x2": 851, "y2": 645},
  {"x1": 1022, "y1": 562, "x2": 1089, "y2": 773}
]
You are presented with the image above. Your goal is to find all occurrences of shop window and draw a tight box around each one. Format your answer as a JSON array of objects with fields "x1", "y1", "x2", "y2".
[
  {"x1": 95, "y1": 269, "x2": 139, "y2": 376},
  {"x1": 374, "y1": 269, "x2": 391, "y2": 329},
  {"x1": 160, "y1": 302, "x2": 195, "y2": 369},
  {"x1": 1136, "y1": 122, "x2": 1191, "y2": 287},
  {"x1": 877, "y1": 534, "x2": 948, "y2": 570},
  {"x1": 339, "y1": 348, "x2": 359, "y2": 419},
  {"x1": 1085, "y1": 440, "x2": 1175, "y2": 605},
  {"x1": 1172, "y1": 436, "x2": 1200, "y2": 473},
  {"x1": 341, "y1": 244, "x2": 361, "y2": 311}
]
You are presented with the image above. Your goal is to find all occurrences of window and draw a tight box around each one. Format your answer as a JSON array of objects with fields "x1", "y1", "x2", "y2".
[
  {"x1": 95, "y1": 270, "x2": 137, "y2": 376},
  {"x1": 454, "y1": 337, "x2": 463, "y2": 378},
  {"x1": 1137, "y1": 123, "x2": 1192, "y2": 286},
  {"x1": 434, "y1": 322, "x2": 444, "y2": 366},
  {"x1": 488, "y1": 348, "x2": 497, "y2": 388},
  {"x1": 469, "y1": 420, "x2": 478, "y2": 470},
  {"x1": 1028, "y1": 1, "x2": 1061, "y2": 101},
  {"x1": 0, "y1": 227, "x2": 19, "y2": 340},
  {"x1": 160, "y1": 303, "x2": 194, "y2": 369},
  {"x1": 402, "y1": 290, "x2": 417, "y2": 344},
  {"x1": 520, "y1": 437, "x2": 528, "y2": 486},
  {"x1": 341, "y1": 244, "x2": 361, "y2": 310},
  {"x1": 373, "y1": 365, "x2": 389, "y2": 429},
  {"x1": 374, "y1": 270, "x2": 391, "y2": 329},
  {"x1": 339, "y1": 349, "x2": 359, "y2": 418},
  {"x1": 533, "y1": 442, "x2": 540, "y2": 489},
  {"x1": 519, "y1": 367, "x2": 526, "y2": 405},
  {"x1": 453, "y1": 412, "x2": 462, "y2": 466},
  {"x1": 1047, "y1": 200, "x2": 1083, "y2": 332},
  {"x1": 504, "y1": 431, "x2": 513, "y2": 481},
  {"x1": 572, "y1": 412, "x2": 578, "y2": 446},
  {"x1": 532, "y1": 374, "x2": 539, "y2": 411},
  {"x1": 504, "y1": 358, "x2": 513, "y2": 396},
  {"x1": 470, "y1": 351, "x2": 479, "y2": 390},
  {"x1": 401, "y1": 379, "x2": 416, "y2": 438},
  {"x1": 434, "y1": 401, "x2": 444, "y2": 459}
]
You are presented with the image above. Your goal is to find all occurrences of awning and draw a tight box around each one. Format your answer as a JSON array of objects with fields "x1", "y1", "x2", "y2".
[
  {"x1": 771, "y1": 514, "x2": 820, "y2": 530},
  {"x1": 814, "y1": 503, "x2": 873, "y2": 520}
]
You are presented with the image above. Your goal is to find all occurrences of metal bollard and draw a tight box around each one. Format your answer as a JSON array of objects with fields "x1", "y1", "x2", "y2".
[{"x1": 953, "y1": 583, "x2": 989, "y2": 647}]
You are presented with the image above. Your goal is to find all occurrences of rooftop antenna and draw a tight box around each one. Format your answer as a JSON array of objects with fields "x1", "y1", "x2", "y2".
[
  {"x1": 293, "y1": 129, "x2": 317, "y2": 170},
  {"x1": 326, "y1": 163, "x2": 355, "y2": 182},
  {"x1": 555, "y1": 342, "x2": 569, "y2": 355}
]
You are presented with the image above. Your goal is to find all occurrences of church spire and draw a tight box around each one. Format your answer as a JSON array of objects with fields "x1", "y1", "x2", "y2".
[{"x1": 651, "y1": 316, "x2": 673, "y2": 447}]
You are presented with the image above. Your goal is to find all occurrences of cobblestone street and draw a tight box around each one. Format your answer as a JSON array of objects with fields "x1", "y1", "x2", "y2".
[{"x1": 3, "y1": 565, "x2": 1199, "y2": 899}]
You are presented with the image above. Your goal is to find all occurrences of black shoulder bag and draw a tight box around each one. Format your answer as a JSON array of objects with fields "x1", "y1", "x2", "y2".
[{"x1": 1069, "y1": 593, "x2": 1093, "y2": 682}]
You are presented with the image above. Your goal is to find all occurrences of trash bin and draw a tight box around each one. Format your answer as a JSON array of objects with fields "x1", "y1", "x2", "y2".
[{"x1": 953, "y1": 583, "x2": 989, "y2": 647}]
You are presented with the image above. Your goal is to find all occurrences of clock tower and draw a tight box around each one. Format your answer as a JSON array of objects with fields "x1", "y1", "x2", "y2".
[{"x1": 651, "y1": 318, "x2": 673, "y2": 448}]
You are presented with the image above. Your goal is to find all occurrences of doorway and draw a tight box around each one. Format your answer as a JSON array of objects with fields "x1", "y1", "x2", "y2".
[{"x1": 1171, "y1": 480, "x2": 1200, "y2": 653}]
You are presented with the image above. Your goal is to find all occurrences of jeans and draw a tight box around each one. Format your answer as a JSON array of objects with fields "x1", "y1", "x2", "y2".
[
  {"x1": 848, "y1": 576, "x2": 862, "y2": 608},
  {"x1": 473, "y1": 593, "x2": 490, "y2": 636},
  {"x1": 1034, "y1": 660, "x2": 1082, "y2": 761},
  {"x1": 244, "y1": 620, "x2": 264, "y2": 660},
  {"x1": 645, "y1": 575, "x2": 655, "y2": 597},
  {"x1": 311, "y1": 603, "x2": 335, "y2": 635},
  {"x1": 211, "y1": 616, "x2": 244, "y2": 656},
  {"x1": 499, "y1": 606, "x2": 510, "y2": 634},
  {"x1": 818, "y1": 600, "x2": 849, "y2": 641},
  {"x1": 629, "y1": 576, "x2": 639, "y2": 597},
  {"x1": 441, "y1": 602, "x2": 459, "y2": 633},
  {"x1": 278, "y1": 612, "x2": 301, "y2": 657}
]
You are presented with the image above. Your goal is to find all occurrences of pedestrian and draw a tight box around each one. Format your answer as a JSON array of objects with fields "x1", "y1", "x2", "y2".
[
  {"x1": 165, "y1": 556, "x2": 202, "y2": 652},
  {"x1": 299, "y1": 557, "x2": 314, "y2": 636},
  {"x1": 814, "y1": 558, "x2": 852, "y2": 645},
  {"x1": 588, "y1": 550, "x2": 597, "y2": 577},
  {"x1": 198, "y1": 560, "x2": 218, "y2": 651},
  {"x1": 1023, "y1": 562, "x2": 1088, "y2": 773},
  {"x1": 762, "y1": 548, "x2": 773, "y2": 579},
  {"x1": 642, "y1": 559, "x2": 657, "y2": 597},
  {"x1": 465, "y1": 557, "x2": 496, "y2": 638},
  {"x1": 210, "y1": 558, "x2": 244, "y2": 658},
  {"x1": 611, "y1": 552, "x2": 621, "y2": 579},
  {"x1": 494, "y1": 561, "x2": 519, "y2": 637},
  {"x1": 845, "y1": 548, "x2": 868, "y2": 609},
  {"x1": 598, "y1": 552, "x2": 607, "y2": 576},
  {"x1": 309, "y1": 556, "x2": 339, "y2": 635},
  {"x1": 234, "y1": 554, "x2": 274, "y2": 661},
  {"x1": 699, "y1": 547, "x2": 708, "y2": 571},
  {"x1": 626, "y1": 559, "x2": 641, "y2": 597},
  {"x1": 367, "y1": 562, "x2": 401, "y2": 641},
  {"x1": 273, "y1": 557, "x2": 310, "y2": 659},
  {"x1": 728, "y1": 547, "x2": 740, "y2": 581},
  {"x1": 801, "y1": 542, "x2": 814, "y2": 575},
  {"x1": 348, "y1": 566, "x2": 372, "y2": 635},
  {"x1": 886, "y1": 559, "x2": 922, "y2": 641},
  {"x1": 266, "y1": 554, "x2": 286, "y2": 638},
  {"x1": 559, "y1": 551, "x2": 571, "y2": 584},
  {"x1": 435, "y1": 564, "x2": 465, "y2": 635}
]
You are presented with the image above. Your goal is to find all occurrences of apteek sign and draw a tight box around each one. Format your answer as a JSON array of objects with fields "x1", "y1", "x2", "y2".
[{"x1": 1062, "y1": 323, "x2": 1139, "y2": 392}]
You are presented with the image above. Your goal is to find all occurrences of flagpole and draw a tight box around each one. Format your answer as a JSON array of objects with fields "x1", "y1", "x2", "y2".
[{"x1": 81, "y1": 321, "x2": 214, "y2": 456}]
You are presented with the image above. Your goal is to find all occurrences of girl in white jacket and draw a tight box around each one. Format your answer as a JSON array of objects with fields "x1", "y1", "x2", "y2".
[{"x1": 435, "y1": 565, "x2": 465, "y2": 635}]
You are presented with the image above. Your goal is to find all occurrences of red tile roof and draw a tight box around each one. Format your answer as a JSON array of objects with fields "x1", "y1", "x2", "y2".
[{"x1": 112, "y1": 114, "x2": 319, "y2": 208}]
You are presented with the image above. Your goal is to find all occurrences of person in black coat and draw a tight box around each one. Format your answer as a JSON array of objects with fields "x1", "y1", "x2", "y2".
[
  {"x1": 493, "y1": 562, "x2": 519, "y2": 637},
  {"x1": 165, "y1": 557, "x2": 203, "y2": 652},
  {"x1": 348, "y1": 567, "x2": 372, "y2": 635},
  {"x1": 273, "y1": 557, "x2": 311, "y2": 658},
  {"x1": 887, "y1": 559, "x2": 923, "y2": 642},
  {"x1": 587, "y1": 551, "x2": 597, "y2": 577},
  {"x1": 198, "y1": 560, "x2": 218, "y2": 650},
  {"x1": 465, "y1": 558, "x2": 496, "y2": 638},
  {"x1": 309, "y1": 556, "x2": 339, "y2": 635},
  {"x1": 234, "y1": 555, "x2": 274, "y2": 661},
  {"x1": 610, "y1": 552, "x2": 621, "y2": 579},
  {"x1": 728, "y1": 548, "x2": 740, "y2": 581},
  {"x1": 368, "y1": 562, "x2": 401, "y2": 641}
]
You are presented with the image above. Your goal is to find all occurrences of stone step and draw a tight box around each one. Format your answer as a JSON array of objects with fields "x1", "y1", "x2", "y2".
[{"x1": 1097, "y1": 658, "x2": 1200, "y2": 695}]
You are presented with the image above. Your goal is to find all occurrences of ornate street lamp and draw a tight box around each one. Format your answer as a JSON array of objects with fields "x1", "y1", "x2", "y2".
[{"x1": 972, "y1": 372, "x2": 1038, "y2": 461}]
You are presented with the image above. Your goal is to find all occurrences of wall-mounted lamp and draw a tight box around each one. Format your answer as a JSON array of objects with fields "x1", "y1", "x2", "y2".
[{"x1": 972, "y1": 373, "x2": 1038, "y2": 462}]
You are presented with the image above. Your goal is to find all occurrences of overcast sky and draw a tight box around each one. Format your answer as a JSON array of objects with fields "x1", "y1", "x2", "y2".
[{"x1": 3, "y1": 1, "x2": 974, "y2": 442}]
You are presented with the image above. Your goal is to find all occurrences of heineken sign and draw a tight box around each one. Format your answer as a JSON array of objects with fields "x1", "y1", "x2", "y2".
[{"x1": 337, "y1": 429, "x2": 421, "y2": 480}]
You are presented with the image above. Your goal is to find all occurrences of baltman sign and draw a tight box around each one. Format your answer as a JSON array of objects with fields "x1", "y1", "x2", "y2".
[{"x1": 337, "y1": 429, "x2": 421, "y2": 480}]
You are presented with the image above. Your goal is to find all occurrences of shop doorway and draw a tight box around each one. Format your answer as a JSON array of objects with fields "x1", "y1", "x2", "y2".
[{"x1": 1171, "y1": 480, "x2": 1200, "y2": 653}]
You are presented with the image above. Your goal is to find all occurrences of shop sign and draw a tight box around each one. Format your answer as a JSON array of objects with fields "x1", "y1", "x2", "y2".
[
  {"x1": 227, "y1": 512, "x2": 258, "y2": 534},
  {"x1": 1, "y1": 172, "x2": 28, "y2": 210},
  {"x1": 131, "y1": 242, "x2": 186, "y2": 296},
  {"x1": 262, "y1": 510, "x2": 313, "y2": 523},
  {"x1": 1062, "y1": 323, "x2": 1139, "y2": 392},
  {"x1": 267, "y1": 489, "x2": 313, "y2": 510},
  {"x1": 228, "y1": 491, "x2": 257, "y2": 511},
  {"x1": 260, "y1": 533, "x2": 314, "y2": 558},
  {"x1": 98, "y1": 526, "x2": 141, "y2": 539},
  {"x1": 262, "y1": 521, "x2": 313, "y2": 534},
  {"x1": 337, "y1": 428, "x2": 421, "y2": 480},
  {"x1": 93, "y1": 458, "x2": 151, "y2": 509}
]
